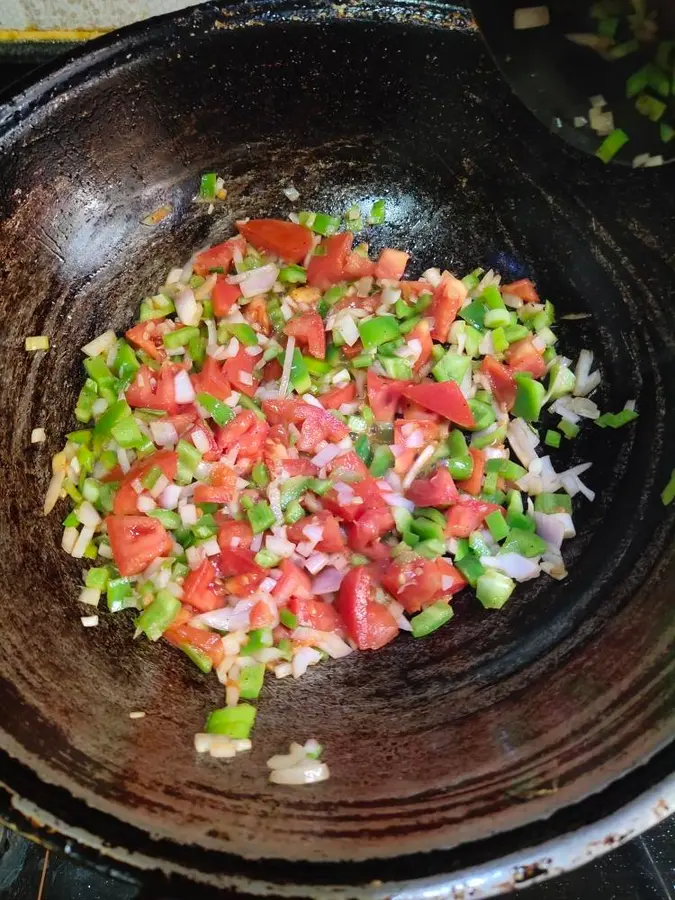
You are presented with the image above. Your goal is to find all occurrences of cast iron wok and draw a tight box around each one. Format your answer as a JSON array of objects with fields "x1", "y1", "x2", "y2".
[{"x1": 1, "y1": 1, "x2": 675, "y2": 897}]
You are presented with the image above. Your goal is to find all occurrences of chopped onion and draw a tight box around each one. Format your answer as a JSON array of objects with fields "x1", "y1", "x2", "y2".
[
  {"x1": 336, "y1": 314, "x2": 360, "y2": 347},
  {"x1": 305, "y1": 551, "x2": 329, "y2": 575},
  {"x1": 278, "y1": 335, "x2": 296, "y2": 398},
  {"x1": 180, "y1": 503, "x2": 198, "y2": 526},
  {"x1": 81, "y1": 329, "x2": 117, "y2": 358},
  {"x1": 71, "y1": 525, "x2": 95, "y2": 559},
  {"x1": 229, "y1": 264, "x2": 279, "y2": 298},
  {"x1": 174, "y1": 370, "x2": 195, "y2": 404},
  {"x1": 312, "y1": 567, "x2": 344, "y2": 594},
  {"x1": 283, "y1": 185, "x2": 300, "y2": 202},
  {"x1": 266, "y1": 534, "x2": 296, "y2": 558},
  {"x1": 44, "y1": 469, "x2": 66, "y2": 515},
  {"x1": 401, "y1": 444, "x2": 436, "y2": 491},
  {"x1": 317, "y1": 632, "x2": 353, "y2": 658},
  {"x1": 159, "y1": 483, "x2": 181, "y2": 509},
  {"x1": 507, "y1": 418, "x2": 539, "y2": 468},
  {"x1": 175, "y1": 287, "x2": 201, "y2": 326},
  {"x1": 292, "y1": 646, "x2": 322, "y2": 678},
  {"x1": 381, "y1": 492, "x2": 415, "y2": 511},
  {"x1": 481, "y1": 553, "x2": 540, "y2": 581},
  {"x1": 193, "y1": 599, "x2": 254, "y2": 632},
  {"x1": 191, "y1": 429, "x2": 211, "y2": 454},
  {"x1": 534, "y1": 512, "x2": 566, "y2": 550},
  {"x1": 81, "y1": 615, "x2": 99, "y2": 628},
  {"x1": 421, "y1": 267, "x2": 442, "y2": 287},
  {"x1": 311, "y1": 443, "x2": 342, "y2": 467},
  {"x1": 514, "y1": 6, "x2": 549, "y2": 28}
]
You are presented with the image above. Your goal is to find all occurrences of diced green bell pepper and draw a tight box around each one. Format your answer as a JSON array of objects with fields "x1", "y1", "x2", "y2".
[
  {"x1": 411, "y1": 601, "x2": 454, "y2": 638},
  {"x1": 136, "y1": 590, "x2": 181, "y2": 641},
  {"x1": 512, "y1": 373, "x2": 546, "y2": 422},
  {"x1": 476, "y1": 571, "x2": 515, "y2": 609},
  {"x1": 205, "y1": 703, "x2": 257, "y2": 739}
]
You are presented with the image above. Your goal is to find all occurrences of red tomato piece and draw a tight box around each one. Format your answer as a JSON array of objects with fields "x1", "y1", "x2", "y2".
[
  {"x1": 272, "y1": 559, "x2": 314, "y2": 604},
  {"x1": 163, "y1": 411, "x2": 199, "y2": 439},
  {"x1": 506, "y1": 337, "x2": 547, "y2": 379},
  {"x1": 434, "y1": 558, "x2": 467, "y2": 598},
  {"x1": 344, "y1": 251, "x2": 376, "y2": 280},
  {"x1": 222, "y1": 345, "x2": 259, "y2": 397},
  {"x1": 346, "y1": 507, "x2": 395, "y2": 559},
  {"x1": 307, "y1": 232, "x2": 353, "y2": 289},
  {"x1": 215, "y1": 409, "x2": 257, "y2": 451},
  {"x1": 402, "y1": 381, "x2": 475, "y2": 428},
  {"x1": 125, "y1": 321, "x2": 167, "y2": 361},
  {"x1": 375, "y1": 248, "x2": 409, "y2": 281},
  {"x1": 445, "y1": 498, "x2": 501, "y2": 538},
  {"x1": 181, "y1": 559, "x2": 226, "y2": 612},
  {"x1": 288, "y1": 596, "x2": 344, "y2": 633},
  {"x1": 406, "y1": 465, "x2": 458, "y2": 507},
  {"x1": 407, "y1": 319, "x2": 433, "y2": 372},
  {"x1": 399, "y1": 281, "x2": 431, "y2": 299},
  {"x1": 216, "y1": 519, "x2": 253, "y2": 551},
  {"x1": 481, "y1": 356, "x2": 516, "y2": 410},
  {"x1": 262, "y1": 399, "x2": 348, "y2": 453},
  {"x1": 244, "y1": 297, "x2": 271, "y2": 336},
  {"x1": 193, "y1": 235, "x2": 246, "y2": 277},
  {"x1": 250, "y1": 598, "x2": 278, "y2": 628},
  {"x1": 430, "y1": 273, "x2": 467, "y2": 342},
  {"x1": 164, "y1": 621, "x2": 225, "y2": 667},
  {"x1": 126, "y1": 364, "x2": 179, "y2": 415},
  {"x1": 335, "y1": 566, "x2": 398, "y2": 650},
  {"x1": 288, "y1": 512, "x2": 346, "y2": 552},
  {"x1": 187, "y1": 422, "x2": 219, "y2": 462},
  {"x1": 319, "y1": 382, "x2": 356, "y2": 410},
  {"x1": 366, "y1": 370, "x2": 409, "y2": 422},
  {"x1": 382, "y1": 556, "x2": 442, "y2": 613},
  {"x1": 502, "y1": 278, "x2": 540, "y2": 304},
  {"x1": 226, "y1": 571, "x2": 265, "y2": 597},
  {"x1": 106, "y1": 515, "x2": 172, "y2": 577},
  {"x1": 212, "y1": 277, "x2": 242, "y2": 317},
  {"x1": 237, "y1": 219, "x2": 314, "y2": 264},
  {"x1": 284, "y1": 311, "x2": 326, "y2": 360},
  {"x1": 280, "y1": 458, "x2": 318, "y2": 477},
  {"x1": 194, "y1": 462, "x2": 237, "y2": 504},
  {"x1": 456, "y1": 447, "x2": 486, "y2": 496},
  {"x1": 192, "y1": 356, "x2": 231, "y2": 403},
  {"x1": 326, "y1": 450, "x2": 370, "y2": 479},
  {"x1": 113, "y1": 450, "x2": 178, "y2": 516},
  {"x1": 263, "y1": 358, "x2": 283, "y2": 381}
]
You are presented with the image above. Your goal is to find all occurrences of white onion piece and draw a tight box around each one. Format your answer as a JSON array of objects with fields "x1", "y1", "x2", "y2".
[
  {"x1": 401, "y1": 444, "x2": 436, "y2": 491},
  {"x1": 159, "y1": 483, "x2": 181, "y2": 509},
  {"x1": 150, "y1": 421, "x2": 178, "y2": 447},
  {"x1": 292, "y1": 646, "x2": 322, "y2": 678},
  {"x1": 175, "y1": 287, "x2": 201, "y2": 326},
  {"x1": 174, "y1": 370, "x2": 195, "y2": 404},
  {"x1": 305, "y1": 552, "x2": 329, "y2": 575},
  {"x1": 193, "y1": 599, "x2": 254, "y2": 632},
  {"x1": 82, "y1": 329, "x2": 117, "y2": 358},
  {"x1": 311, "y1": 443, "x2": 342, "y2": 467},
  {"x1": 481, "y1": 553, "x2": 540, "y2": 581},
  {"x1": 229, "y1": 264, "x2": 279, "y2": 298},
  {"x1": 507, "y1": 418, "x2": 539, "y2": 468},
  {"x1": 278, "y1": 336, "x2": 295, "y2": 398},
  {"x1": 312, "y1": 567, "x2": 344, "y2": 594},
  {"x1": 534, "y1": 512, "x2": 566, "y2": 550},
  {"x1": 382, "y1": 493, "x2": 415, "y2": 511},
  {"x1": 317, "y1": 632, "x2": 353, "y2": 658}
]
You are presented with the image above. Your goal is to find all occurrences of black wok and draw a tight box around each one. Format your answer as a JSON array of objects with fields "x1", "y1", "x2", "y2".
[{"x1": 1, "y1": 2, "x2": 675, "y2": 897}]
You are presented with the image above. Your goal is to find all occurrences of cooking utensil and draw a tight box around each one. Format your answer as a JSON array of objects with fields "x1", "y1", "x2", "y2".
[{"x1": 1, "y1": 2, "x2": 675, "y2": 897}]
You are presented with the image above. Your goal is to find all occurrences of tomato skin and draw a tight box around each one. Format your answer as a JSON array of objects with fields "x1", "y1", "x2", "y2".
[
  {"x1": 382, "y1": 557, "x2": 442, "y2": 613},
  {"x1": 344, "y1": 251, "x2": 376, "y2": 280},
  {"x1": 407, "y1": 319, "x2": 433, "y2": 371},
  {"x1": 212, "y1": 277, "x2": 242, "y2": 317},
  {"x1": 445, "y1": 498, "x2": 500, "y2": 538},
  {"x1": 481, "y1": 356, "x2": 516, "y2": 409},
  {"x1": 307, "y1": 232, "x2": 353, "y2": 289},
  {"x1": 114, "y1": 450, "x2": 178, "y2": 515},
  {"x1": 502, "y1": 278, "x2": 540, "y2": 304},
  {"x1": 193, "y1": 235, "x2": 246, "y2": 277},
  {"x1": 456, "y1": 447, "x2": 485, "y2": 496},
  {"x1": 217, "y1": 520, "x2": 253, "y2": 551},
  {"x1": 288, "y1": 596, "x2": 344, "y2": 633},
  {"x1": 406, "y1": 465, "x2": 458, "y2": 507},
  {"x1": 106, "y1": 515, "x2": 173, "y2": 577},
  {"x1": 164, "y1": 621, "x2": 225, "y2": 667},
  {"x1": 284, "y1": 311, "x2": 326, "y2": 360},
  {"x1": 287, "y1": 512, "x2": 346, "y2": 553},
  {"x1": 366, "y1": 370, "x2": 409, "y2": 422},
  {"x1": 237, "y1": 219, "x2": 314, "y2": 264},
  {"x1": 506, "y1": 337, "x2": 547, "y2": 379},
  {"x1": 336, "y1": 566, "x2": 398, "y2": 650},
  {"x1": 272, "y1": 559, "x2": 314, "y2": 604},
  {"x1": 125, "y1": 320, "x2": 167, "y2": 361},
  {"x1": 320, "y1": 382, "x2": 356, "y2": 410},
  {"x1": 182, "y1": 559, "x2": 226, "y2": 612},
  {"x1": 375, "y1": 248, "x2": 409, "y2": 280},
  {"x1": 126, "y1": 364, "x2": 179, "y2": 415},
  {"x1": 237, "y1": 419, "x2": 270, "y2": 466},
  {"x1": 430, "y1": 273, "x2": 467, "y2": 342},
  {"x1": 222, "y1": 345, "x2": 259, "y2": 397},
  {"x1": 192, "y1": 356, "x2": 231, "y2": 403},
  {"x1": 402, "y1": 380, "x2": 475, "y2": 428}
]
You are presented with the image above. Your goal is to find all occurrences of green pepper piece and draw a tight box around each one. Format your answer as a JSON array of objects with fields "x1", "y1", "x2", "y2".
[
  {"x1": 136, "y1": 589, "x2": 181, "y2": 641},
  {"x1": 469, "y1": 530, "x2": 492, "y2": 557},
  {"x1": 432, "y1": 350, "x2": 471, "y2": 384},
  {"x1": 558, "y1": 419, "x2": 580, "y2": 439},
  {"x1": 467, "y1": 399, "x2": 496, "y2": 432},
  {"x1": 304, "y1": 355, "x2": 333, "y2": 376},
  {"x1": 380, "y1": 356, "x2": 412, "y2": 380},
  {"x1": 501, "y1": 528, "x2": 548, "y2": 558},
  {"x1": 279, "y1": 265, "x2": 307, "y2": 284},
  {"x1": 505, "y1": 510, "x2": 536, "y2": 532},
  {"x1": 241, "y1": 628, "x2": 274, "y2": 655},
  {"x1": 205, "y1": 703, "x2": 257, "y2": 739},
  {"x1": 85, "y1": 567, "x2": 110, "y2": 591},
  {"x1": 163, "y1": 326, "x2": 200, "y2": 349},
  {"x1": 279, "y1": 476, "x2": 311, "y2": 510},
  {"x1": 200, "y1": 172, "x2": 217, "y2": 199},
  {"x1": 181, "y1": 643, "x2": 213, "y2": 673},
  {"x1": 247, "y1": 500, "x2": 276, "y2": 534},
  {"x1": 455, "y1": 551, "x2": 485, "y2": 587},
  {"x1": 368, "y1": 198, "x2": 386, "y2": 225},
  {"x1": 471, "y1": 424, "x2": 507, "y2": 450},
  {"x1": 411, "y1": 601, "x2": 454, "y2": 638},
  {"x1": 197, "y1": 392, "x2": 233, "y2": 427},
  {"x1": 311, "y1": 212, "x2": 341, "y2": 236},
  {"x1": 358, "y1": 316, "x2": 401, "y2": 349},
  {"x1": 545, "y1": 429, "x2": 561, "y2": 449},
  {"x1": 503, "y1": 324, "x2": 530, "y2": 344},
  {"x1": 239, "y1": 663, "x2": 265, "y2": 699},
  {"x1": 290, "y1": 349, "x2": 312, "y2": 394},
  {"x1": 534, "y1": 492, "x2": 572, "y2": 514},
  {"x1": 484, "y1": 308, "x2": 511, "y2": 329},
  {"x1": 448, "y1": 455, "x2": 473, "y2": 480},
  {"x1": 458, "y1": 300, "x2": 486, "y2": 328},
  {"x1": 111, "y1": 416, "x2": 145, "y2": 449},
  {"x1": 94, "y1": 399, "x2": 132, "y2": 437},
  {"x1": 255, "y1": 548, "x2": 282, "y2": 568},
  {"x1": 485, "y1": 510, "x2": 509, "y2": 542},
  {"x1": 512, "y1": 373, "x2": 546, "y2": 422},
  {"x1": 410, "y1": 517, "x2": 445, "y2": 542},
  {"x1": 284, "y1": 499, "x2": 305, "y2": 525},
  {"x1": 354, "y1": 434, "x2": 372, "y2": 465},
  {"x1": 369, "y1": 445, "x2": 394, "y2": 477},
  {"x1": 547, "y1": 363, "x2": 575, "y2": 400},
  {"x1": 279, "y1": 608, "x2": 299, "y2": 629},
  {"x1": 476, "y1": 571, "x2": 515, "y2": 609}
]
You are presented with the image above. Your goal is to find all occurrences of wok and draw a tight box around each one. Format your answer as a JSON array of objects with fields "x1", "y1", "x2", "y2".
[{"x1": 1, "y1": 2, "x2": 675, "y2": 897}]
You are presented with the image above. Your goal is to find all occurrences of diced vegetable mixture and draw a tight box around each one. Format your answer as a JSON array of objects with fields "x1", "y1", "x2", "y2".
[{"x1": 44, "y1": 192, "x2": 637, "y2": 773}]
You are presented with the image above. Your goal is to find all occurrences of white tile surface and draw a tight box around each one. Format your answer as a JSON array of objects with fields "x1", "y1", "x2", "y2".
[{"x1": 1, "y1": 0, "x2": 194, "y2": 30}]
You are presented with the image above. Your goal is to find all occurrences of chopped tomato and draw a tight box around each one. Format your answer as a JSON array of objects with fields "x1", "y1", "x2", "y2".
[
  {"x1": 113, "y1": 450, "x2": 178, "y2": 515},
  {"x1": 375, "y1": 248, "x2": 409, "y2": 281},
  {"x1": 262, "y1": 398, "x2": 347, "y2": 453},
  {"x1": 430, "y1": 273, "x2": 467, "y2": 342},
  {"x1": 192, "y1": 356, "x2": 231, "y2": 402},
  {"x1": 250, "y1": 598, "x2": 278, "y2": 628},
  {"x1": 163, "y1": 410, "x2": 198, "y2": 438},
  {"x1": 222, "y1": 344, "x2": 259, "y2": 397},
  {"x1": 344, "y1": 251, "x2": 376, "y2": 280},
  {"x1": 435, "y1": 558, "x2": 467, "y2": 598},
  {"x1": 326, "y1": 450, "x2": 370, "y2": 479},
  {"x1": 307, "y1": 232, "x2": 353, "y2": 289},
  {"x1": 281, "y1": 458, "x2": 318, "y2": 477},
  {"x1": 399, "y1": 280, "x2": 431, "y2": 299},
  {"x1": 288, "y1": 596, "x2": 344, "y2": 633},
  {"x1": 382, "y1": 556, "x2": 442, "y2": 613},
  {"x1": 407, "y1": 319, "x2": 433, "y2": 371},
  {"x1": 212, "y1": 277, "x2": 242, "y2": 317},
  {"x1": 320, "y1": 382, "x2": 356, "y2": 409},
  {"x1": 402, "y1": 380, "x2": 475, "y2": 428},
  {"x1": 125, "y1": 320, "x2": 168, "y2": 361},
  {"x1": 445, "y1": 498, "x2": 501, "y2": 538},
  {"x1": 272, "y1": 559, "x2": 314, "y2": 604},
  {"x1": 226, "y1": 570, "x2": 265, "y2": 597},
  {"x1": 335, "y1": 566, "x2": 398, "y2": 651},
  {"x1": 340, "y1": 340, "x2": 365, "y2": 360},
  {"x1": 215, "y1": 409, "x2": 257, "y2": 451},
  {"x1": 237, "y1": 219, "x2": 314, "y2": 264},
  {"x1": 244, "y1": 296, "x2": 271, "y2": 336},
  {"x1": 164, "y1": 622, "x2": 225, "y2": 667},
  {"x1": 106, "y1": 515, "x2": 172, "y2": 577},
  {"x1": 263, "y1": 358, "x2": 283, "y2": 381},
  {"x1": 216, "y1": 519, "x2": 253, "y2": 551},
  {"x1": 284, "y1": 311, "x2": 326, "y2": 359},
  {"x1": 288, "y1": 511, "x2": 345, "y2": 553},
  {"x1": 502, "y1": 278, "x2": 540, "y2": 304},
  {"x1": 194, "y1": 462, "x2": 237, "y2": 504},
  {"x1": 481, "y1": 356, "x2": 516, "y2": 409},
  {"x1": 125, "y1": 363, "x2": 179, "y2": 415},
  {"x1": 193, "y1": 235, "x2": 246, "y2": 277},
  {"x1": 366, "y1": 370, "x2": 409, "y2": 422},
  {"x1": 181, "y1": 559, "x2": 226, "y2": 612},
  {"x1": 456, "y1": 447, "x2": 485, "y2": 496},
  {"x1": 506, "y1": 337, "x2": 547, "y2": 379},
  {"x1": 346, "y1": 506, "x2": 394, "y2": 559},
  {"x1": 237, "y1": 419, "x2": 270, "y2": 462},
  {"x1": 406, "y1": 465, "x2": 458, "y2": 507},
  {"x1": 187, "y1": 422, "x2": 219, "y2": 462}
]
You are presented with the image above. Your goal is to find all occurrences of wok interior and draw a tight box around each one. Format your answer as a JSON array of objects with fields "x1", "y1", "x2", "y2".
[{"x1": 1, "y1": 1, "x2": 675, "y2": 884}]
